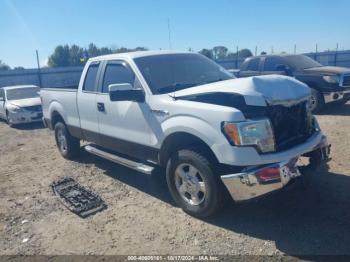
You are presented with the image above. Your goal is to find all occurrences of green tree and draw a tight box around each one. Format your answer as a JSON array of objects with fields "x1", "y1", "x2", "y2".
[
  {"x1": 0, "y1": 60, "x2": 10, "y2": 70},
  {"x1": 69, "y1": 45, "x2": 84, "y2": 66},
  {"x1": 237, "y1": 48, "x2": 253, "y2": 58},
  {"x1": 213, "y1": 46, "x2": 228, "y2": 59},
  {"x1": 48, "y1": 45, "x2": 70, "y2": 67},
  {"x1": 47, "y1": 44, "x2": 149, "y2": 67},
  {"x1": 13, "y1": 66, "x2": 25, "y2": 70},
  {"x1": 87, "y1": 43, "x2": 100, "y2": 58},
  {"x1": 198, "y1": 49, "x2": 213, "y2": 59}
]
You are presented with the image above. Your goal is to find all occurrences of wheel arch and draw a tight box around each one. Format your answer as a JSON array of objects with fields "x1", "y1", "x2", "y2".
[
  {"x1": 51, "y1": 110, "x2": 66, "y2": 129},
  {"x1": 158, "y1": 132, "x2": 219, "y2": 167}
]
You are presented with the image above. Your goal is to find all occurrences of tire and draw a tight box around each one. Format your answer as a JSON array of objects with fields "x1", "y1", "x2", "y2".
[
  {"x1": 309, "y1": 88, "x2": 324, "y2": 113},
  {"x1": 54, "y1": 122, "x2": 80, "y2": 159},
  {"x1": 166, "y1": 148, "x2": 223, "y2": 218},
  {"x1": 6, "y1": 111, "x2": 14, "y2": 128}
]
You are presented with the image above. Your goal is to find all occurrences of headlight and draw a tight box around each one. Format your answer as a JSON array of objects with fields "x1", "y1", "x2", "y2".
[
  {"x1": 323, "y1": 75, "x2": 339, "y2": 84},
  {"x1": 7, "y1": 105, "x2": 23, "y2": 113},
  {"x1": 222, "y1": 119, "x2": 275, "y2": 153}
]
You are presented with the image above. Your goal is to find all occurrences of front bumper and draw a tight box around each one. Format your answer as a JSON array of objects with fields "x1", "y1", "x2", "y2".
[
  {"x1": 7, "y1": 111, "x2": 43, "y2": 124},
  {"x1": 221, "y1": 135, "x2": 330, "y2": 201},
  {"x1": 323, "y1": 89, "x2": 350, "y2": 104}
]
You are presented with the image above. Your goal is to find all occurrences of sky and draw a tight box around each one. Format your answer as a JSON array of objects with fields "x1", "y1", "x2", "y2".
[{"x1": 1, "y1": 0, "x2": 350, "y2": 68}]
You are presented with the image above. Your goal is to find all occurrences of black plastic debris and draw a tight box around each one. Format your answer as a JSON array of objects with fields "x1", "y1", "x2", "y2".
[{"x1": 51, "y1": 177, "x2": 107, "y2": 218}]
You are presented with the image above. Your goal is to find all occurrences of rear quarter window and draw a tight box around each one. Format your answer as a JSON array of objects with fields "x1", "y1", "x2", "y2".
[{"x1": 83, "y1": 63, "x2": 99, "y2": 92}]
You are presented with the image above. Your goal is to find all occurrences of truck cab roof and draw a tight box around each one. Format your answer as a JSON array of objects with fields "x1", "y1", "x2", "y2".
[{"x1": 88, "y1": 50, "x2": 193, "y2": 62}]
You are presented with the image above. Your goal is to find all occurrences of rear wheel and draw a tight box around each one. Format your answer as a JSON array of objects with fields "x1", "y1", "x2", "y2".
[
  {"x1": 166, "y1": 148, "x2": 223, "y2": 218},
  {"x1": 309, "y1": 88, "x2": 324, "y2": 113},
  {"x1": 54, "y1": 122, "x2": 80, "y2": 159}
]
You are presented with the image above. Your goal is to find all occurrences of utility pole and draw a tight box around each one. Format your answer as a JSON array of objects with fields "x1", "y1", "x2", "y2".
[
  {"x1": 36, "y1": 50, "x2": 43, "y2": 88},
  {"x1": 335, "y1": 43, "x2": 339, "y2": 66},
  {"x1": 255, "y1": 46, "x2": 258, "y2": 56},
  {"x1": 235, "y1": 46, "x2": 239, "y2": 69},
  {"x1": 315, "y1": 43, "x2": 318, "y2": 60},
  {"x1": 167, "y1": 18, "x2": 172, "y2": 50},
  {"x1": 294, "y1": 44, "x2": 296, "y2": 54}
]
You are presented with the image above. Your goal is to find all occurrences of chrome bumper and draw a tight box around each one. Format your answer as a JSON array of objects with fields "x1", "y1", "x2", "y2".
[
  {"x1": 324, "y1": 90, "x2": 350, "y2": 104},
  {"x1": 221, "y1": 136, "x2": 331, "y2": 201}
]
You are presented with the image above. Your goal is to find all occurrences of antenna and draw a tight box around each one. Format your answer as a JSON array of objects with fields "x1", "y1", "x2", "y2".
[{"x1": 167, "y1": 18, "x2": 172, "y2": 50}]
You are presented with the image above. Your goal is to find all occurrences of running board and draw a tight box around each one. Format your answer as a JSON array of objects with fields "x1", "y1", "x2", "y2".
[{"x1": 84, "y1": 145, "x2": 154, "y2": 175}]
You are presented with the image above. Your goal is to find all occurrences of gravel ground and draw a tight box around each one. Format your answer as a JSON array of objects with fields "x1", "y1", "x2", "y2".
[{"x1": 0, "y1": 103, "x2": 350, "y2": 257}]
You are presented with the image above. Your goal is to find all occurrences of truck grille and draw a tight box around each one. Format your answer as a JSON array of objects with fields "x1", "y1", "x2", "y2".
[
  {"x1": 342, "y1": 75, "x2": 350, "y2": 87},
  {"x1": 266, "y1": 102, "x2": 314, "y2": 152},
  {"x1": 23, "y1": 105, "x2": 42, "y2": 112}
]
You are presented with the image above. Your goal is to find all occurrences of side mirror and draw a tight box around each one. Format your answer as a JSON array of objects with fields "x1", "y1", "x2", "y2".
[
  {"x1": 108, "y1": 83, "x2": 145, "y2": 103},
  {"x1": 276, "y1": 64, "x2": 292, "y2": 75}
]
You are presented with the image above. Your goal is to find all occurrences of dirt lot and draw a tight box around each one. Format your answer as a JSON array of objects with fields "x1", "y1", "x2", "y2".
[{"x1": 1, "y1": 104, "x2": 350, "y2": 257}]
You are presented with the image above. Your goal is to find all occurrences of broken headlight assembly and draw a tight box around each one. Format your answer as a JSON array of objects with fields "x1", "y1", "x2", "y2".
[
  {"x1": 7, "y1": 104, "x2": 24, "y2": 113},
  {"x1": 222, "y1": 118, "x2": 275, "y2": 153}
]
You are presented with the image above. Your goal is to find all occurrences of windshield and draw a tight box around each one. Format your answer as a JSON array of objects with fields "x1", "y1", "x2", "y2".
[
  {"x1": 285, "y1": 55, "x2": 322, "y2": 70},
  {"x1": 6, "y1": 87, "x2": 40, "y2": 100},
  {"x1": 134, "y1": 53, "x2": 233, "y2": 94}
]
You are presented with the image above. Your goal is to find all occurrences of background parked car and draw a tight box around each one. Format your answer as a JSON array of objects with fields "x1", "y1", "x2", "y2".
[
  {"x1": 236, "y1": 54, "x2": 350, "y2": 112},
  {"x1": 0, "y1": 85, "x2": 42, "y2": 127}
]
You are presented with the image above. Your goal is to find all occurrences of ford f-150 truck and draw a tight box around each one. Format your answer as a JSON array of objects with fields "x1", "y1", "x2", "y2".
[
  {"x1": 236, "y1": 54, "x2": 350, "y2": 113},
  {"x1": 41, "y1": 51, "x2": 330, "y2": 217}
]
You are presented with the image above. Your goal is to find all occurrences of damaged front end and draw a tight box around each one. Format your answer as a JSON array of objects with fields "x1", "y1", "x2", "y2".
[{"x1": 221, "y1": 135, "x2": 331, "y2": 201}]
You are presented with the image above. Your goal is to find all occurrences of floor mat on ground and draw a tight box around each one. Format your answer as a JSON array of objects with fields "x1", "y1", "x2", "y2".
[{"x1": 51, "y1": 177, "x2": 107, "y2": 218}]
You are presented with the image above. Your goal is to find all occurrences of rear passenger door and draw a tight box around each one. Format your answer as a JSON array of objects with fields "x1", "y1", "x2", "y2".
[
  {"x1": 77, "y1": 61, "x2": 101, "y2": 143},
  {"x1": 239, "y1": 57, "x2": 261, "y2": 77}
]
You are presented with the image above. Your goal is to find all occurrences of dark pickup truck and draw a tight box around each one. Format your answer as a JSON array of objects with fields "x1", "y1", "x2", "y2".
[{"x1": 236, "y1": 54, "x2": 350, "y2": 112}]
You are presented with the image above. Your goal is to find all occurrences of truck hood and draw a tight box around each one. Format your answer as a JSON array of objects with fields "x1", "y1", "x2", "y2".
[
  {"x1": 303, "y1": 66, "x2": 350, "y2": 75},
  {"x1": 173, "y1": 75, "x2": 310, "y2": 107},
  {"x1": 7, "y1": 97, "x2": 41, "y2": 108}
]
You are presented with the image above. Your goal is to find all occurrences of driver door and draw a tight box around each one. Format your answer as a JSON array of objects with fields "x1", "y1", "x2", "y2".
[{"x1": 95, "y1": 60, "x2": 155, "y2": 161}]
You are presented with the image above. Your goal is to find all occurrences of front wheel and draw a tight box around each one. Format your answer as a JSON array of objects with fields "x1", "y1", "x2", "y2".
[
  {"x1": 309, "y1": 88, "x2": 324, "y2": 113},
  {"x1": 54, "y1": 122, "x2": 80, "y2": 159},
  {"x1": 166, "y1": 149, "x2": 223, "y2": 218}
]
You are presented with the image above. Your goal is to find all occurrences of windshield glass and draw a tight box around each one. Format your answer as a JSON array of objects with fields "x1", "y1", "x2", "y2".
[
  {"x1": 285, "y1": 55, "x2": 322, "y2": 70},
  {"x1": 6, "y1": 87, "x2": 40, "y2": 100},
  {"x1": 134, "y1": 53, "x2": 233, "y2": 94}
]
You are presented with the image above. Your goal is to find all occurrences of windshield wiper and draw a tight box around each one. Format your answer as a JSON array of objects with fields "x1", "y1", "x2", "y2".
[
  {"x1": 158, "y1": 82, "x2": 200, "y2": 94},
  {"x1": 204, "y1": 78, "x2": 228, "y2": 84}
]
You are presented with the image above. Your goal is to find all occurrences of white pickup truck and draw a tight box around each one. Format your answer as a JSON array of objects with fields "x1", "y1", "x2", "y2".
[{"x1": 41, "y1": 51, "x2": 330, "y2": 217}]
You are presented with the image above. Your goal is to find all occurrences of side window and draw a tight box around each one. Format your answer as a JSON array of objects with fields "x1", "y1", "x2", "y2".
[
  {"x1": 102, "y1": 62, "x2": 135, "y2": 93},
  {"x1": 83, "y1": 63, "x2": 99, "y2": 92},
  {"x1": 0, "y1": 89, "x2": 4, "y2": 99},
  {"x1": 264, "y1": 57, "x2": 287, "y2": 71},
  {"x1": 247, "y1": 58, "x2": 260, "y2": 71}
]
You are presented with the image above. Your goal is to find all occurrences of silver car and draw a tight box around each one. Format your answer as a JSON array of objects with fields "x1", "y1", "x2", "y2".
[{"x1": 0, "y1": 85, "x2": 42, "y2": 127}]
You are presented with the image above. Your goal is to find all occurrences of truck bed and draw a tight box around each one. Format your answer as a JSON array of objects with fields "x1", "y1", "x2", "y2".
[{"x1": 40, "y1": 88, "x2": 81, "y2": 129}]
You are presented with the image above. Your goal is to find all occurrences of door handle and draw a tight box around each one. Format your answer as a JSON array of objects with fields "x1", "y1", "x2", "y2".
[{"x1": 97, "y1": 102, "x2": 105, "y2": 112}]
